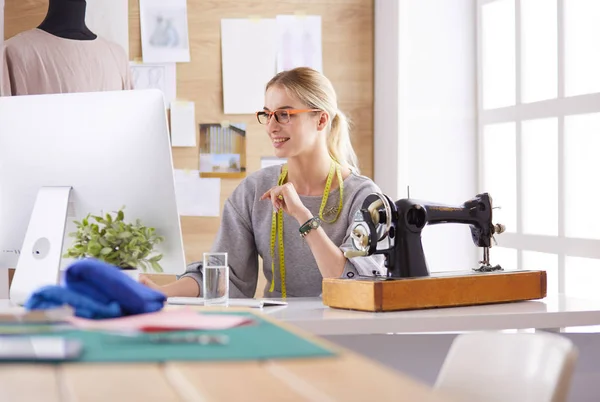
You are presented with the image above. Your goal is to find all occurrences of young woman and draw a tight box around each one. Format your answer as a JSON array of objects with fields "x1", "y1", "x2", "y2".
[{"x1": 141, "y1": 67, "x2": 385, "y2": 298}]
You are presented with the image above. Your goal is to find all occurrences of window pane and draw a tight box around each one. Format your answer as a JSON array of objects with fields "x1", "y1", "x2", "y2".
[
  {"x1": 521, "y1": 0, "x2": 557, "y2": 103},
  {"x1": 522, "y1": 251, "x2": 558, "y2": 295},
  {"x1": 521, "y1": 118, "x2": 558, "y2": 235},
  {"x1": 566, "y1": 256, "x2": 600, "y2": 299},
  {"x1": 565, "y1": 0, "x2": 600, "y2": 96},
  {"x1": 483, "y1": 123, "x2": 517, "y2": 232},
  {"x1": 482, "y1": 0, "x2": 516, "y2": 109},
  {"x1": 565, "y1": 113, "x2": 600, "y2": 239},
  {"x1": 489, "y1": 247, "x2": 518, "y2": 271}
]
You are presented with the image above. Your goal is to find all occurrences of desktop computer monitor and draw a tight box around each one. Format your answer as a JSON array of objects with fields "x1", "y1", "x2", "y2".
[{"x1": 0, "y1": 89, "x2": 187, "y2": 305}]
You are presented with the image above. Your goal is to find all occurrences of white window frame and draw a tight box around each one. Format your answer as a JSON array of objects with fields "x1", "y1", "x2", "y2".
[{"x1": 477, "y1": 0, "x2": 600, "y2": 294}]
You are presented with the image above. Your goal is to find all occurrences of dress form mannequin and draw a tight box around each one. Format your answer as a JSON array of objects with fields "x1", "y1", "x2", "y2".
[
  {"x1": 38, "y1": 0, "x2": 97, "y2": 41},
  {"x1": 1, "y1": 0, "x2": 132, "y2": 96}
]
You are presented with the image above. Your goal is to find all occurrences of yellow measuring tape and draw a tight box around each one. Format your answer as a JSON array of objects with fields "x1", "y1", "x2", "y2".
[{"x1": 269, "y1": 161, "x2": 344, "y2": 297}]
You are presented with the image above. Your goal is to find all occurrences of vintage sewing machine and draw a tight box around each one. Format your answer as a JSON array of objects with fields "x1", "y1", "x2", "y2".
[
  {"x1": 343, "y1": 192, "x2": 506, "y2": 278},
  {"x1": 321, "y1": 192, "x2": 547, "y2": 312}
]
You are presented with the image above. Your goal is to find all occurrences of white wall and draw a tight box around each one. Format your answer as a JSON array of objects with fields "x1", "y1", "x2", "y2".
[
  {"x1": 375, "y1": 0, "x2": 478, "y2": 272},
  {"x1": 374, "y1": 0, "x2": 403, "y2": 200}
]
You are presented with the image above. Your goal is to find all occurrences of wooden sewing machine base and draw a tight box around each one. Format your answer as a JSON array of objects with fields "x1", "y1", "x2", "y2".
[{"x1": 322, "y1": 269, "x2": 547, "y2": 312}]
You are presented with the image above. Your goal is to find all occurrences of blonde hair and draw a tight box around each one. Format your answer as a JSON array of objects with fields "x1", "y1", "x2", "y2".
[{"x1": 266, "y1": 67, "x2": 359, "y2": 173}]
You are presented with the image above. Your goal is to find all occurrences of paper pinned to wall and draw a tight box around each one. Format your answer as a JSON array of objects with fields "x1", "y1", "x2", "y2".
[
  {"x1": 86, "y1": 0, "x2": 130, "y2": 58},
  {"x1": 174, "y1": 170, "x2": 221, "y2": 217},
  {"x1": 276, "y1": 15, "x2": 322, "y2": 73},
  {"x1": 0, "y1": 0, "x2": 4, "y2": 96},
  {"x1": 130, "y1": 62, "x2": 177, "y2": 108},
  {"x1": 0, "y1": 0, "x2": 4, "y2": 42},
  {"x1": 140, "y1": 0, "x2": 191, "y2": 63},
  {"x1": 221, "y1": 18, "x2": 277, "y2": 114},
  {"x1": 170, "y1": 101, "x2": 196, "y2": 147}
]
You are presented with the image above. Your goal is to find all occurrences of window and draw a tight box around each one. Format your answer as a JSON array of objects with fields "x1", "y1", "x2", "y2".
[{"x1": 477, "y1": 0, "x2": 600, "y2": 297}]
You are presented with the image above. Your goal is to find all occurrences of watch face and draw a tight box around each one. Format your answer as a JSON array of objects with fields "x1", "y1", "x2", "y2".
[{"x1": 311, "y1": 221, "x2": 319, "y2": 228}]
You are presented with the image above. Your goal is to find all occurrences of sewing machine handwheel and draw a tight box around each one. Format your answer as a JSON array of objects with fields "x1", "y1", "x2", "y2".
[{"x1": 363, "y1": 193, "x2": 394, "y2": 241}]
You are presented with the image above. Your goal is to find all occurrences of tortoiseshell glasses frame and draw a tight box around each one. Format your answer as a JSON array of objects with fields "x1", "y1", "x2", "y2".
[{"x1": 255, "y1": 109, "x2": 321, "y2": 125}]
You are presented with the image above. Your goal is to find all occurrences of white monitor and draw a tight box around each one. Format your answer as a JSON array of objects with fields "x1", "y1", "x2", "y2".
[{"x1": 0, "y1": 89, "x2": 186, "y2": 305}]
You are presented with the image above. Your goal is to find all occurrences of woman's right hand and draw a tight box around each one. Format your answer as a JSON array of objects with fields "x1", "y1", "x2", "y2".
[
  {"x1": 139, "y1": 275, "x2": 161, "y2": 291},
  {"x1": 139, "y1": 276, "x2": 200, "y2": 298}
]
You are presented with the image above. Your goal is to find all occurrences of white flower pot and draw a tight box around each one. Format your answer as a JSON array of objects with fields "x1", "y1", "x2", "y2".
[{"x1": 119, "y1": 267, "x2": 140, "y2": 282}]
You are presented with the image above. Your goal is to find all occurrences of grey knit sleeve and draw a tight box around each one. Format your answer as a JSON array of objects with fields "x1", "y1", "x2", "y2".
[{"x1": 339, "y1": 179, "x2": 387, "y2": 278}]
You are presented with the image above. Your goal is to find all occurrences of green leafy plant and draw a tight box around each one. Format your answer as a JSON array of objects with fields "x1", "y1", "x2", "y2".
[{"x1": 63, "y1": 207, "x2": 165, "y2": 273}]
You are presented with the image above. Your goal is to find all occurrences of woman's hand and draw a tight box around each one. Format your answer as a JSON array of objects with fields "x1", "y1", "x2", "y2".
[
  {"x1": 260, "y1": 182, "x2": 312, "y2": 224},
  {"x1": 139, "y1": 275, "x2": 161, "y2": 290},
  {"x1": 139, "y1": 275, "x2": 200, "y2": 298}
]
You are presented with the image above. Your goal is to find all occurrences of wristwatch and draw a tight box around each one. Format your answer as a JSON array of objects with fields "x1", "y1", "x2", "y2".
[{"x1": 299, "y1": 216, "x2": 321, "y2": 238}]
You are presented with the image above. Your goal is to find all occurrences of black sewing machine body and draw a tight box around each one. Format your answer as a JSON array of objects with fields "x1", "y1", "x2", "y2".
[{"x1": 345, "y1": 192, "x2": 505, "y2": 279}]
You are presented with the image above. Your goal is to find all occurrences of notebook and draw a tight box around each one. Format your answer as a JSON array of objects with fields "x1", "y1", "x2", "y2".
[{"x1": 166, "y1": 297, "x2": 288, "y2": 308}]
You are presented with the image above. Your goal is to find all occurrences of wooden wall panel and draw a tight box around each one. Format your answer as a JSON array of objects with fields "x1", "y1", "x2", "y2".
[{"x1": 3, "y1": 0, "x2": 374, "y2": 272}]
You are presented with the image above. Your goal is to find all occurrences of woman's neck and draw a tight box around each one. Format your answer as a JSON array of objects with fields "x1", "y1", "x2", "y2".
[{"x1": 286, "y1": 150, "x2": 334, "y2": 196}]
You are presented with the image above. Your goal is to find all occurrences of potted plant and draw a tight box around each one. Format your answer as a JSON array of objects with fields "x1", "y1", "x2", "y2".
[{"x1": 63, "y1": 207, "x2": 165, "y2": 276}]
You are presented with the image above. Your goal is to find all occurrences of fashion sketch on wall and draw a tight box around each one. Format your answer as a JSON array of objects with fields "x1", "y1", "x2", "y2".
[{"x1": 140, "y1": 0, "x2": 190, "y2": 63}]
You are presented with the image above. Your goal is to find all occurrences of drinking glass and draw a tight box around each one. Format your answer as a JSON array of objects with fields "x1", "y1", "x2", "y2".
[{"x1": 203, "y1": 252, "x2": 229, "y2": 306}]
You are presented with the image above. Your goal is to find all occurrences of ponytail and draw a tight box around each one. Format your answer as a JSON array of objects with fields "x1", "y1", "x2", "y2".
[{"x1": 328, "y1": 111, "x2": 359, "y2": 174}]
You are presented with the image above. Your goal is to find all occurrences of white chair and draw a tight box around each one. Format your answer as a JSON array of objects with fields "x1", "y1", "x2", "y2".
[{"x1": 434, "y1": 331, "x2": 578, "y2": 402}]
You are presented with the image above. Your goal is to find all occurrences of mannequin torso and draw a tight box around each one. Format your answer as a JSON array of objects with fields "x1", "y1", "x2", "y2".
[{"x1": 38, "y1": 0, "x2": 97, "y2": 41}]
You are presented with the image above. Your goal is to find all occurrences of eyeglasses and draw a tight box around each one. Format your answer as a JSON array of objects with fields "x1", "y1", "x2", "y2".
[{"x1": 255, "y1": 109, "x2": 321, "y2": 125}]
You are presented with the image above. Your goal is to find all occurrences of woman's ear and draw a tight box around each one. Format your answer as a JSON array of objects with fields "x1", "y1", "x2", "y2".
[{"x1": 316, "y1": 111, "x2": 329, "y2": 132}]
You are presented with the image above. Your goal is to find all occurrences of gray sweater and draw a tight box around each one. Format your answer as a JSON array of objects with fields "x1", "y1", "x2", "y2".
[{"x1": 181, "y1": 165, "x2": 386, "y2": 298}]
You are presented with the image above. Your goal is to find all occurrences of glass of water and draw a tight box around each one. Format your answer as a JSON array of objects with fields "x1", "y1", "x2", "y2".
[{"x1": 203, "y1": 252, "x2": 229, "y2": 306}]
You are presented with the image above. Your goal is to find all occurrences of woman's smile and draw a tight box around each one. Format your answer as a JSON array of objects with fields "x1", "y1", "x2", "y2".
[{"x1": 272, "y1": 136, "x2": 290, "y2": 148}]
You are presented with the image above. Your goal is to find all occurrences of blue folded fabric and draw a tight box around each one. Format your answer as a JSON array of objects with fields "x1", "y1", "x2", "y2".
[
  {"x1": 24, "y1": 258, "x2": 166, "y2": 318},
  {"x1": 25, "y1": 285, "x2": 122, "y2": 319},
  {"x1": 65, "y1": 258, "x2": 166, "y2": 315}
]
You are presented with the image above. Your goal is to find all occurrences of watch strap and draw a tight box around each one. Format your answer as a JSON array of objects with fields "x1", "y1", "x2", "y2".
[{"x1": 299, "y1": 216, "x2": 321, "y2": 238}]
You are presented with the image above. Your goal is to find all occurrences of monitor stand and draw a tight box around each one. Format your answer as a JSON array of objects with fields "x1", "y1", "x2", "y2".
[{"x1": 10, "y1": 187, "x2": 72, "y2": 306}]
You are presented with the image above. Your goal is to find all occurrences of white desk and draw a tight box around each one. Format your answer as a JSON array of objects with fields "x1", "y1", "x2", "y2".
[
  {"x1": 3, "y1": 294, "x2": 600, "y2": 336},
  {"x1": 262, "y1": 294, "x2": 600, "y2": 335},
  {"x1": 3, "y1": 295, "x2": 599, "y2": 401}
]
